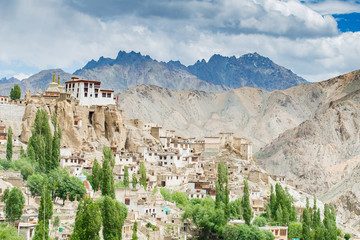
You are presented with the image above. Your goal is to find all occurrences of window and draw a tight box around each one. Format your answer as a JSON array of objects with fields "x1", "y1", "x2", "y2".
[
  {"x1": 280, "y1": 229, "x2": 287, "y2": 236},
  {"x1": 125, "y1": 198, "x2": 130, "y2": 205},
  {"x1": 95, "y1": 94, "x2": 98, "y2": 98},
  {"x1": 107, "y1": 93, "x2": 111, "y2": 98},
  {"x1": 84, "y1": 93, "x2": 87, "y2": 97},
  {"x1": 102, "y1": 93, "x2": 106, "y2": 98}
]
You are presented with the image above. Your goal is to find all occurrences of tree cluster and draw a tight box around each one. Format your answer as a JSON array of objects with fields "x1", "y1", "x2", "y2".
[
  {"x1": 10, "y1": 85, "x2": 21, "y2": 100},
  {"x1": 265, "y1": 184, "x2": 297, "y2": 226},
  {"x1": 27, "y1": 110, "x2": 61, "y2": 173}
]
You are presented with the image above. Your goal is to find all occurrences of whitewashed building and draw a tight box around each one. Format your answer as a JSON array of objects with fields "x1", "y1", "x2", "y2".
[{"x1": 65, "y1": 76, "x2": 115, "y2": 106}]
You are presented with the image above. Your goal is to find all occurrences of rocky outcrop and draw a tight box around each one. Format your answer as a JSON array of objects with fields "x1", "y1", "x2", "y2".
[{"x1": 20, "y1": 97, "x2": 127, "y2": 152}]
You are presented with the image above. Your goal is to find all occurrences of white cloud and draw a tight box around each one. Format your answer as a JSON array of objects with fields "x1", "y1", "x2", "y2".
[
  {"x1": 0, "y1": 0, "x2": 359, "y2": 82},
  {"x1": 304, "y1": 0, "x2": 360, "y2": 15}
]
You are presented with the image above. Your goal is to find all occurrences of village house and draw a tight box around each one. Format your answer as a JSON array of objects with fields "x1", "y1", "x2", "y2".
[
  {"x1": 59, "y1": 153, "x2": 86, "y2": 177},
  {"x1": 260, "y1": 225, "x2": 288, "y2": 240},
  {"x1": 0, "y1": 96, "x2": 9, "y2": 104},
  {"x1": 0, "y1": 126, "x2": 7, "y2": 145}
]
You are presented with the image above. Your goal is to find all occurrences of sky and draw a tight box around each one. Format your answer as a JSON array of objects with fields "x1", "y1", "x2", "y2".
[{"x1": 0, "y1": 0, "x2": 359, "y2": 82}]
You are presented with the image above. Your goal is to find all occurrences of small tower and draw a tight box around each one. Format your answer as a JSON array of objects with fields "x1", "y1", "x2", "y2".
[
  {"x1": 58, "y1": 75, "x2": 60, "y2": 85},
  {"x1": 52, "y1": 72, "x2": 56, "y2": 82}
]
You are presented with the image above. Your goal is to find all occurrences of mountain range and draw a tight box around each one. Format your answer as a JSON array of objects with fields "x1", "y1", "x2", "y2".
[
  {"x1": 115, "y1": 70, "x2": 360, "y2": 231},
  {"x1": 0, "y1": 50, "x2": 307, "y2": 96}
]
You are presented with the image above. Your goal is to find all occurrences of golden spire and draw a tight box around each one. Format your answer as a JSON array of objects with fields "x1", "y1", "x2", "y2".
[
  {"x1": 52, "y1": 72, "x2": 55, "y2": 82},
  {"x1": 58, "y1": 75, "x2": 60, "y2": 85}
]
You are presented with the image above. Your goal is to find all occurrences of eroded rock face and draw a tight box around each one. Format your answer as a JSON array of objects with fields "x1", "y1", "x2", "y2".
[{"x1": 20, "y1": 98, "x2": 127, "y2": 152}]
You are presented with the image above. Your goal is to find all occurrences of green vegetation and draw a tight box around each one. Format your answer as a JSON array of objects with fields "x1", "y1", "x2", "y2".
[
  {"x1": 139, "y1": 161, "x2": 147, "y2": 189},
  {"x1": 124, "y1": 166, "x2": 129, "y2": 188},
  {"x1": 27, "y1": 168, "x2": 86, "y2": 204},
  {"x1": 10, "y1": 85, "x2": 21, "y2": 100},
  {"x1": 132, "y1": 221, "x2": 138, "y2": 240},
  {"x1": 223, "y1": 224, "x2": 274, "y2": 240},
  {"x1": 101, "y1": 146, "x2": 115, "y2": 198},
  {"x1": 159, "y1": 188, "x2": 189, "y2": 208},
  {"x1": 0, "y1": 223, "x2": 24, "y2": 240},
  {"x1": 216, "y1": 160, "x2": 229, "y2": 218},
  {"x1": 241, "y1": 179, "x2": 252, "y2": 225},
  {"x1": 344, "y1": 233, "x2": 351, "y2": 240},
  {"x1": 132, "y1": 172, "x2": 137, "y2": 188},
  {"x1": 33, "y1": 188, "x2": 53, "y2": 240},
  {"x1": 146, "y1": 222, "x2": 158, "y2": 231},
  {"x1": 4, "y1": 187, "x2": 25, "y2": 223},
  {"x1": 6, "y1": 126, "x2": 12, "y2": 161},
  {"x1": 70, "y1": 197, "x2": 102, "y2": 240},
  {"x1": 27, "y1": 110, "x2": 62, "y2": 173},
  {"x1": 100, "y1": 196, "x2": 128, "y2": 240},
  {"x1": 89, "y1": 158, "x2": 102, "y2": 192}
]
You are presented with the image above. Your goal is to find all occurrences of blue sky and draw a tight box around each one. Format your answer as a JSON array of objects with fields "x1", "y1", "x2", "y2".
[{"x1": 0, "y1": 0, "x2": 359, "y2": 82}]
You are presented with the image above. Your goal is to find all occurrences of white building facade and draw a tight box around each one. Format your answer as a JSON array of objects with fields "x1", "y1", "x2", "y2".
[{"x1": 65, "y1": 76, "x2": 115, "y2": 106}]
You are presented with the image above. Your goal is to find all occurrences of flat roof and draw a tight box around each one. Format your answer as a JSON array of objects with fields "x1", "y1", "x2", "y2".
[{"x1": 65, "y1": 79, "x2": 101, "y2": 84}]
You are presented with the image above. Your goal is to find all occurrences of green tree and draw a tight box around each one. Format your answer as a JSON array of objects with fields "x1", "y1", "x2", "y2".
[
  {"x1": 101, "y1": 147, "x2": 115, "y2": 198},
  {"x1": 302, "y1": 209, "x2": 311, "y2": 240},
  {"x1": 132, "y1": 172, "x2": 137, "y2": 189},
  {"x1": 5, "y1": 187, "x2": 25, "y2": 223},
  {"x1": 323, "y1": 204, "x2": 338, "y2": 240},
  {"x1": 171, "y1": 191, "x2": 189, "y2": 208},
  {"x1": 33, "y1": 187, "x2": 53, "y2": 240},
  {"x1": 344, "y1": 233, "x2": 351, "y2": 240},
  {"x1": 139, "y1": 161, "x2": 147, "y2": 189},
  {"x1": 14, "y1": 85, "x2": 21, "y2": 100},
  {"x1": 27, "y1": 173, "x2": 46, "y2": 196},
  {"x1": 288, "y1": 222, "x2": 302, "y2": 239},
  {"x1": 50, "y1": 114, "x2": 61, "y2": 170},
  {"x1": 10, "y1": 88, "x2": 14, "y2": 100},
  {"x1": 229, "y1": 198, "x2": 242, "y2": 219},
  {"x1": 100, "y1": 196, "x2": 128, "y2": 240},
  {"x1": 253, "y1": 216, "x2": 266, "y2": 227},
  {"x1": 6, "y1": 126, "x2": 13, "y2": 161},
  {"x1": 0, "y1": 223, "x2": 24, "y2": 240},
  {"x1": 131, "y1": 221, "x2": 138, "y2": 240},
  {"x1": 1, "y1": 188, "x2": 10, "y2": 202},
  {"x1": 124, "y1": 166, "x2": 129, "y2": 188},
  {"x1": 182, "y1": 196, "x2": 226, "y2": 239},
  {"x1": 20, "y1": 146, "x2": 25, "y2": 158},
  {"x1": 32, "y1": 220, "x2": 50, "y2": 240},
  {"x1": 91, "y1": 158, "x2": 102, "y2": 192},
  {"x1": 53, "y1": 216, "x2": 60, "y2": 236},
  {"x1": 70, "y1": 197, "x2": 102, "y2": 240},
  {"x1": 27, "y1": 145, "x2": 35, "y2": 163},
  {"x1": 29, "y1": 109, "x2": 53, "y2": 172},
  {"x1": 215, "y1": 160, "x2": 230, "y2": 218},
  {"x1": 241, "y1": 179, "x2": 252, "y2": 225}
]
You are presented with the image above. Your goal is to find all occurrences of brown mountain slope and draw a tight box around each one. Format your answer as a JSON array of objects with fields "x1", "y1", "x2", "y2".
[{"x1": 256, "y1": 70, "x2": 360, "y2": 193}]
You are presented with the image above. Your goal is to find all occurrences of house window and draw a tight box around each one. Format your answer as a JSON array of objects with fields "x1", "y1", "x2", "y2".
[
  {"x1": 102, "y1": 93, "x2": 106, "y2": 98},
  {"x1": 107, "y1": 93, "x2": 111, "y2": 98},
  {"x1": 84, "y1": 93, "x2": 88, "y2": 97},
  {"x1": 125, "y1": 198, "x2": 130, "y2": 205},
  {"x1": 280, "y1": 229, "x2": 287, "y2": 236}
]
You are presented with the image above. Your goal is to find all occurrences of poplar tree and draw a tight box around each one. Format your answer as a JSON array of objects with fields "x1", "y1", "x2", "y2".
[
  {"x1": 132, "y1": 172, "x2": 138, "y2": 189},
  {"x1": 302, "y1": 209, "x2": 311, "y2": 240},
  {"x1": 91, "y1": 158, "x2": 102, "y2": 192},
  {"x1": 101, "y1": 196, "x2": 128, "y2": 240},
  {"x1": 33, "y1": 187, "x2": 53, "y2": 240},
  {"x1": 323, "y1": 204, "x2": 338, "y2": 240},
  {"x1": 51, "y1": 114, "x2": 61, "y2": 170},
  {"x1": 132, "y1": 221, "x2": 138, "y2": 240},
  {"x1": 4, "y1": 187, "x2": 25, "y2": 223},
  {"x1": 139, "y1": 161, "x2": 147, "y2": 189},
  {"x1": 101, "y1": 146, "x2": 115, "y2": 198},
  {"x1": 241, "y1": 179, "x2": 252, "y2": 225},
  {"x1": 6, "y1": 126, "x2": 12, "y2": 161},
  {"x1": 70, "y1": 198, "x2": 102, "y2": 240},
  {"x1": 29, "y1": 109, "x2": 53, "y2": 172},
  {"x1": 124, "y1": 166, "x2": 130, "y2": 188}
]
